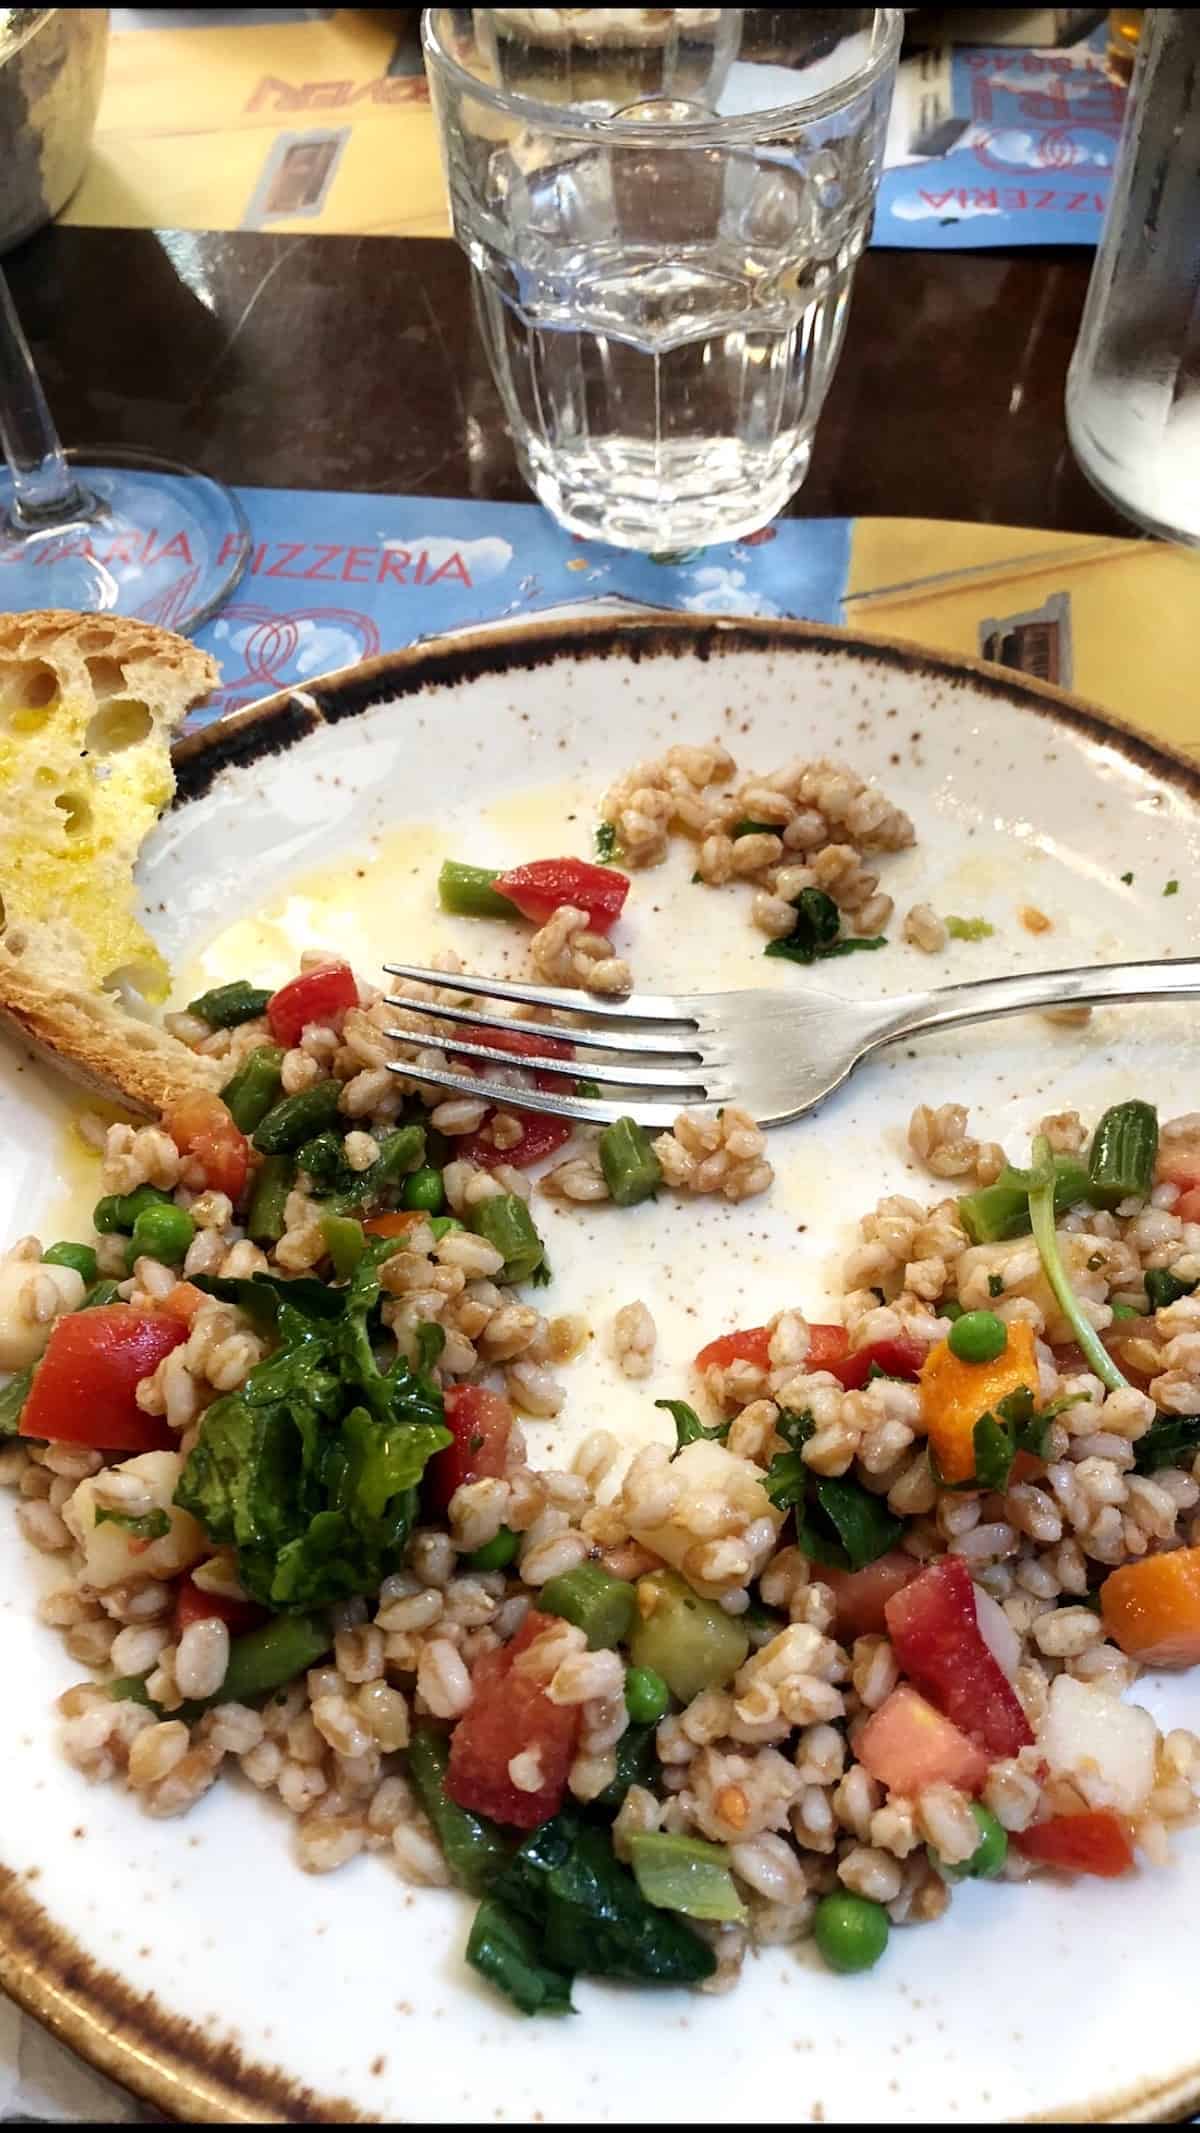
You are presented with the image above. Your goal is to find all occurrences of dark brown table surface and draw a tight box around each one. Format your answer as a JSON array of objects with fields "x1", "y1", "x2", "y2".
[{"x1": 12, "y1": 224, "x2": 1128, "y2": 537}]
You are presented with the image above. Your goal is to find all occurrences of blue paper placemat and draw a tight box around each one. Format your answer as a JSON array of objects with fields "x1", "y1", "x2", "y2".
[
  {"x1": 178, "y1": 491, "x2": 853, "y2": 724},
  {"x1": 876, "y1": 29, "x2": 1123, "y2": 249}
]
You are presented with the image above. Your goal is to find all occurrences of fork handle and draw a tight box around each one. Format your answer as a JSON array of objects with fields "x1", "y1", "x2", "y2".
[{"x1": 883, "y1": 956, "x2": 1200, "y2": 1044}]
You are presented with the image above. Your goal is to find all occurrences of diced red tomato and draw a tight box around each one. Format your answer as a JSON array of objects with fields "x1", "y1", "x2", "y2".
[
  {"x1": 162, "y1": 1281, "x2": 206, "y2": 1326},
  {"x1": 491, "y1": 858, "x2": 629, "y2": 936},
  {"x1": 857, "y1": 1685, "x2": 990, "y2": 1797},
  {"x1": 451, "y1": 1022, "x2": 575, "y2": 1094},
  {"x1": 1015, "y1": 1809, "x2": 1136, "y2": 1879},
  {"x1": 832, "y1": 1333, "x2": 925, "y2": 1393},
  {"x1": 1157, "y1": 1145, "x2": 1200, "y2": 1189},
  {"x1": 457, "y1": 1111, "x2": 574, "y2": 1172},
  {"x1": 446, "y1": 1610, "x2": 582, "y2": 1828},
  {"x1": 818, "y1": 1551, "x2": 924, "y2": 1639},
  {"x1": 175, "y1": 1575, "x2": 263, "y2": 1639},
  {"x1": 426, "y1": 1384, "x2": 513, "y2": 1514},
  {"x1": 20, "y1": 1306, "x2": 184, "y2": 1452},
  {"x1": 266, "y1": 961, "x2": 358, "y2": 1046},
  {"x1": 1176, "y1": 1187, "x2": 1200, "y2": 1225},
  {"x1": 695, "y1": 1324, "x2": 771, "y2": 1374},
  {"x1": 695, "y1": 1322, "x2": 849, "y2": 1378},
  {"x1": 885, "y1": 1555, "x2": 1034, "y2": 1759},
  {"x1": 163, "y1": 1091, "x2": 251, "y2": 1203}
]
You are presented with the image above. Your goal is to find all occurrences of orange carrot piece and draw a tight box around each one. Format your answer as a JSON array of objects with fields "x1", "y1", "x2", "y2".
[
  {"x1": 919, "y1": 1320, "x2": 1039, "y2": 1485},
  {"x1": 1100, "y1": 1546, "x2": 1200, "y2": 1667}
]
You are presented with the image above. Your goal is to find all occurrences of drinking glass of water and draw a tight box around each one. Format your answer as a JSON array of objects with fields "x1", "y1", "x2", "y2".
[
  {"x1": 424, "y1": 8, "x2": 902, "y2": 550},
  {"x1": 1067, "y1": 9, "x2": 1200, "y2": 545}
]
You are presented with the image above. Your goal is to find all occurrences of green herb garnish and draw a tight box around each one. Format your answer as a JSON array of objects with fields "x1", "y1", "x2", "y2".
[
  {"x1": 764, "y1": 887, "x2": 887, "y2": 968},
  {"x1": 94, "y1": 1506, "x2": 171, "y2": 1541}
]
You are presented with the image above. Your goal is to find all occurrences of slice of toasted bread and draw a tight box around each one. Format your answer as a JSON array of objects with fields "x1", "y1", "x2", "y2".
[{"x1": 0, "y1": 611, "x2": 223, "y2": 1115}]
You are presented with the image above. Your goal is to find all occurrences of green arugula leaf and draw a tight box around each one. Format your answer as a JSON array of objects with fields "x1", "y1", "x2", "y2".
[
  {"x1": 1145, "y1": 1267, "x2": 1199, "y2": 1313},
  {"x1": 656, "y1": 1398, "x2": 729, "y2": 1453},
  {"x1": 811, "y1": 1475, "x2": 903, "y2": 1571},
  {"x1": 762, "y1": 887, "x2": 887, "y2": 968},
  {"x1": 1135, "y1": 1414, "x2": 1200, "y2": 1475},
  {"x1": 0, "y1": 1366, "x2": 32, "y2": 1439},
  {"x1": 488, "y1": 1813, "x2": 715, "y2": 1997},
  {"x1": 175, "y1": 1256, "x2": 451, "y2": 1611},
  {"x1": 466, "y1": 1899, "x2": 575, "y2": 2017}
]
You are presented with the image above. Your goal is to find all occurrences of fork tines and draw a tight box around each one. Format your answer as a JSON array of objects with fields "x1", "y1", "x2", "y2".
[{"x1": 380, "y1": 961, "x2": 711, "y2": 1129}]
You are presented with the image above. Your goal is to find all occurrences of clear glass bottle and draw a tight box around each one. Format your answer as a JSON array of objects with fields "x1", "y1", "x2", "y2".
[{"x1": 1067, "y1": 9, "x2": 1200, "y2": 545}]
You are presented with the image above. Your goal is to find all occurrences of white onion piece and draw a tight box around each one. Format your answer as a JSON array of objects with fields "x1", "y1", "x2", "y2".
[
  {"x1": 1037, "y1": 1673, "x2": 1158, "y2": 1815},
  {"x1": 973, "y1": 1582, "x2": 1022, "y2": 1681}
]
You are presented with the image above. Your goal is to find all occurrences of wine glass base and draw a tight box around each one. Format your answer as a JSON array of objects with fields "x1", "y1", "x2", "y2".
[{"x1": 0, "y1": 445, "x2": 251, "y2": 634}]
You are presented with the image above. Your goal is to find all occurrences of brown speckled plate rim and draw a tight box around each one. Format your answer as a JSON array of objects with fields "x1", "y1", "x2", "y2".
[{"x1": 6, "y1": 612, "x2": 1200, "y2": 2127}]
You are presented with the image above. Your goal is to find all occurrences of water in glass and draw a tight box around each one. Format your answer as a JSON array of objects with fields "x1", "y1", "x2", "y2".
[{"x1": 426, "y1": 10, "x2": 902, "y2": 550}]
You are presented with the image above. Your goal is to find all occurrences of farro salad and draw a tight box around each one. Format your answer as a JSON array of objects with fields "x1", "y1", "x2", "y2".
[{"x1": 4, "y1": 755, "x2": 1200, "y2": 2021}]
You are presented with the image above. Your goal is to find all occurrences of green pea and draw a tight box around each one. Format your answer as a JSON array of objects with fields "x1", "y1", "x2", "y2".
[
  {"x1": 931, "y1": 1800, "x2": 1007, "y2": 1882},
  {"x1": 947, "y1": 1309, "x2": 1008, "y2": 1365},
  {"x1": 465, "y1": 1527, "x2": 520, "y2": 1572},
  {"x1": 813, "y1": 1893, "x2": 890, "y2": 1974},
  {"x1": 624, "y1": 1665, "x2": 669, "y2": 1726},
  {"x1": 402, "y1": 1167, "x2": 446, "y2": 1215},
  {"x1": 42, "y1": 1241, "x2": 98, "y2": 1285},
  {"x1": 126, "y1": 1201, "x2": 195, "y2": 1269}
]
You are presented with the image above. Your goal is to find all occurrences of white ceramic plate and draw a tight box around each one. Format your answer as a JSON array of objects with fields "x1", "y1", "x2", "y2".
[{"x1": 2, "y1": 617, "x2": 1200, "y2": 2125}]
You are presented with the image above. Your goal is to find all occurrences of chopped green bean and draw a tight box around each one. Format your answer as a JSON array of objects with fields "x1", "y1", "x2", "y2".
[
  {"x1": 598, "y1": 1116, "x2": 662, "y2": 1208},
  {"x1": 109, "y1": 1613, "x2": 329, "y2": 1717},
  {"x1": 1087, "y1": 1100, "x2": 1158, "y2": 1207},
  {"x1": 219, "y1": 1045, "x2": 285, "y2": 1133},
  {"x1": 324, "y1": 1125, "x2": 426, "y2": 1216},
  {"x1": 465, "y1": 1527, "x2": 520, "y2": 1572},
  {"x1": 957, "y1": 1154, "x2": 1092, "y2": 1244},
  {"x1": 468, "y1": 1193, "x2": 545, "y2": 1284},
  {"x1": 541, "y1": 1564, "x2": 637, "y2": 1650},
  {"x1": 252, "y1": 1078, "x2": 344, "y2": 1154},
  {"x1": 246, "y1": 1154, "x2": 295, "y2": 1244},
  {"x1": 437, "y1": 860, "x2": 518, "y2": 921},
  {"x1": 42, "y1": 1241, "x2": 97, "y2": 1284},
  {"x1": 320, "y1": 1212, "x2": 366, "y2": 1280},
  {"x1": 218, "y1": 1614, "x2": 331, "y2": 1705},
  {"x1": 187, "y1": 980, "x2": 273, "y2": 1028}
]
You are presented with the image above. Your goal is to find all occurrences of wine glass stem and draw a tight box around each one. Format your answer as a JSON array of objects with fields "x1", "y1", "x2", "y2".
[{"x1": 0, "y1": 269, "x2": 88, "y2": 528}]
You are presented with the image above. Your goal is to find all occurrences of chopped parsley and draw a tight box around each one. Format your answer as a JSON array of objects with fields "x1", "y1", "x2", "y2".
[
  {"x1": 94, "y1": 1506, "x2": 171, "y2": 1542},
  {"x1": 764, "y1": 887, "x2": 887, "y2": 967},
  {"x1": 595, "y1": 821, "x2": 620, "y2": 863},
  {"x1": 1164, "y1": 878, "x2": 1180, "y2": 897},
  {"x1": 732, "y1": 819, "x2": 777, "y2": 839},
  {"x1": 1120, "y1": 870, "x2": 1134, "y2": 886},
  {"x1": 987, "y1": 1273, "x2": 1004, "y2": 1298}
]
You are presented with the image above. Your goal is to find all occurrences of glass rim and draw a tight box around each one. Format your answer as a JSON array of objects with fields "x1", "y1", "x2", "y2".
[{"x1": 421, "y1": 8, "x2": 904, "y2": 144}]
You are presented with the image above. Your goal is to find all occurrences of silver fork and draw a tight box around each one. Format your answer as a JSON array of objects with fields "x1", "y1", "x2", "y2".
[{"x1": 381, "y1": 957, "x2": 1200, "y2": 1131}]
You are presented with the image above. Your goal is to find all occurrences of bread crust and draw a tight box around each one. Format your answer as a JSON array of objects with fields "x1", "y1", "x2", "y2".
[{"x1": 0, "y1": 611, "x2": 220, "y2": 1115}]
